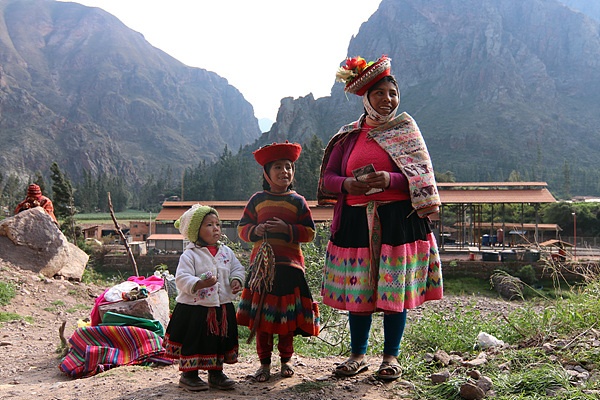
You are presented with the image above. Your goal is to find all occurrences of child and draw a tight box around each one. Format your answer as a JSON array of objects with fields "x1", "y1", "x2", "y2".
[
  {"x1": 163, "y1": 204, "x2": 245, "y2": 391},
  {"x1": 236, "y1": 141, "x2": 320, "y2": 382}
]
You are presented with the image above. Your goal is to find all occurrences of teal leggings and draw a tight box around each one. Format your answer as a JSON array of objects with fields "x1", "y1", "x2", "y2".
[{"x1": 349, "y1": 311, "x2": 407, "y2": 356}]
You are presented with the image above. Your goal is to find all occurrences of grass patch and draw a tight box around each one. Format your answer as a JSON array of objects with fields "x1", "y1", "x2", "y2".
[
  {"x1": 443, "y1": 276, "x2": 497, "y2": 296},
  {"x1": 77, "y1": 210, "x2": 153, "y2": 223},
  {"x1": 66, "y1": 304, "x2": 91, "y2": 313},
  {"x1": 0, "y1": 312, "x2": 33, "y2": 323},
  {"x1": 0, "y1": 281, "x2": 16, "y2": 306}
]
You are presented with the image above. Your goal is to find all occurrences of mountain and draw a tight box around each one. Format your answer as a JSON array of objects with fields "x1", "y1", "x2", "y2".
[
  {"x1": 269, "y1": 0, "x2": 600, "y2": 196},
  {"x1": 0, "y1": 0, "x2": 261, "y2": 184},
  {"x1": 559, "y1": 0, "x2": 600, "y2": 21}
]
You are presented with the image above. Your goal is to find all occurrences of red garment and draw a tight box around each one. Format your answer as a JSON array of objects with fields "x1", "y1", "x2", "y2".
[
  {"x1": 14, "y1": 195, "x2": 57, "y2": 223},
  {"x1": 256, "y1": 331, "x2": 294, "y2": 361}
]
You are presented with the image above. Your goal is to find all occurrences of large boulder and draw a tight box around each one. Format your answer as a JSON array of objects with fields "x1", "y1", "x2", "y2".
[{"x1": 0, "y1": 207, "x2": 88, "y2": 280}]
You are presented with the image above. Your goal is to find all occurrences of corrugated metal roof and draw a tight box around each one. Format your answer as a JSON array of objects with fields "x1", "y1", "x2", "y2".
[
  {"x1": 438, "y1": 182, "x2": 548, "y2": 188},
  {"x1": 439, "y1": 188, "x2": 556, "y2": 204},
  {"x1": 155, "y1": 183, "x2": 556, "y2": 221},
  {"x1": 455, "y1": 222, "x2": 562, "y2": 231},
  {"x1": 147, "y1": 234, "x2": 184, "y2": 240},
  {"x1": 156, "y1": 201, "x2": 334, "y2": 222}
]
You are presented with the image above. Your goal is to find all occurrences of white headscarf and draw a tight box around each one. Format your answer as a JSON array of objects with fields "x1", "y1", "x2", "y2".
[{"x1": 362, "y1": 79, "x2": 400, "y2": 125}]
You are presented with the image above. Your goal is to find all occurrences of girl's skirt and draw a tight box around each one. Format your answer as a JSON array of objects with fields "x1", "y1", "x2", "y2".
[
  {"x1": 163, "y1": 302, "x2": 238, "y2": 371},
  {"x1": 236, "y1": 265, "x2": 319, "y2": 337},
  {"x1": 321, "y1": 200, "x2": 443, "y2": 313}
]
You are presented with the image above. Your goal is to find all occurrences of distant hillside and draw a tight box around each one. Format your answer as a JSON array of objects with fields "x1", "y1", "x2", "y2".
[
  {"x1": 268, "y1": 0, "x2": 600, "y2": 197},
  {"x1": 0, "y1": 0, "x2": 260, "y2": 184}
]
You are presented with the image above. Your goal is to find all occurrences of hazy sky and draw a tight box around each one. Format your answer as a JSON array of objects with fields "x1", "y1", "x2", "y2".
[{"x1": 66, "y1": 0, "x2": 382, "y2": 121}]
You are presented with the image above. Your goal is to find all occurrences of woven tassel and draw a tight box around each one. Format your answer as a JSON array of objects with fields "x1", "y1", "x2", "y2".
[
  {"x1": 248, "y1": 236, "x2": 275, "y2": 294},
  {"x1": 207, "y1": 308, "x2": 218, "y2": 335},
  {"x1": 247, "y1": 234, "x2": 275, "y2": 343},
  {"x1": 220, "y1": 305, "x2": 228, "y2": 337}
]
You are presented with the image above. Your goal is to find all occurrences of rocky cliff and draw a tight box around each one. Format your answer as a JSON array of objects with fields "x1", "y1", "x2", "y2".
[
  {"x1": 270, "y1": 0, "x2": 600, "y2": 195},
  {"x1": 0, "y1": 0, "x2": 260, "y2": 184}
]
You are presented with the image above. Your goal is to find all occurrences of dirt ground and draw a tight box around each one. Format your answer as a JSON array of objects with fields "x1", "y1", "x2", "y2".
[{"x1": 0, "y1": 259, "x2": 524, "y2": 400}]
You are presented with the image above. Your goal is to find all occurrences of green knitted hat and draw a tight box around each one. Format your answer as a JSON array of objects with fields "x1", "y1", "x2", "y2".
[{"x1": 174, "y1": 204, "x2": 219, "y2": 243}]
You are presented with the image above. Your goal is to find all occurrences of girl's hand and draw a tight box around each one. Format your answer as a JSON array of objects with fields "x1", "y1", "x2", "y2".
[
  {"x1": 254, "y1": 223, "x2": 266, "y2": 237},
  {"x1": 231, "y1": 280, "x2": 242, "y2": 294},
  {"x1": 193, "y1": 275, "x2": 217, "y2": 292},
  {"x1": 263, "y1": 217, "x2": 288, "y2": 233}
]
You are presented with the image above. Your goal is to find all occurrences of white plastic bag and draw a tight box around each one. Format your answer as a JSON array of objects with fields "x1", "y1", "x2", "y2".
[
  {"x1": 477, "y1": 331, "x2": 505, "y2": 349},
  {"x1": 104, "y1": 281, "x2": 140, "y2": 302}
]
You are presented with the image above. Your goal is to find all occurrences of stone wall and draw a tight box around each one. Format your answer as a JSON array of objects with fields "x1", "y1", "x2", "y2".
[{"x1": 92, "y1": 255, "x2": 590, "y2": 283}]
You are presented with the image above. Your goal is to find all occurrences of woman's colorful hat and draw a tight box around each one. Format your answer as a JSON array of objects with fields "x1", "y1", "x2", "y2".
[
  {"x1": 174, "y1": 204, "x2": 218, "y2": 243},
  {"x1": 253, "y1": 141, "x2": 302, "y2": 166},
  {"x1": 335, "y1": 55, "x2": 392, "y2": 96}
]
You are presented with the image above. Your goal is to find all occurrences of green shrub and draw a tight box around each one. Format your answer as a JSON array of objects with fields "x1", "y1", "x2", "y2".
[{"x1": 0, "y1": 281, "x2": 16, "y2": 306}]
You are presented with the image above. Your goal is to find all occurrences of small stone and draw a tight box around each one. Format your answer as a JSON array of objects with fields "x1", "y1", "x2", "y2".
[
  {"x1": 430, "y1": 370, "x2": 450, "y2": 384},
  {"x1": 459, "y1": 382, "x2": 486, "y2": 400},
  {"x1": 476, "y1": 375, "x2": 493, "y2": 392}
]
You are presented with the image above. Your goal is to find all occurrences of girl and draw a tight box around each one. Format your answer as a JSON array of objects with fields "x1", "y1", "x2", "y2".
[
  {"x1": 237, "y1": 142, "x2": 319, "y2": 382},
  {"x1": 163, "y1": 204, "x2": 245, "y2": 391}
]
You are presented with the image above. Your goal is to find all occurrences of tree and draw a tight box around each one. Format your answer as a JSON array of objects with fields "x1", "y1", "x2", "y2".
[{"x1": 50, "y1": 162, "x2": 77, "y2": 241}]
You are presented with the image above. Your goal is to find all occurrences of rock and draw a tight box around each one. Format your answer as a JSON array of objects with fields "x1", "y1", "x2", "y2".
[
  {"x1": 491, "y1": 273, "x2": 524, "y2": 300},
  {"x1": 430, "y1": 369, "x2": 450, "y2": 383},
  {"x1": 0, "y1": 208, "x2": 88, "y2": 280},
  {"x1": 459, "y1": 381, "x2": 486, "y2": 400},
  {"x1": 98, "y1": 289, "x2": 170, "y2": 332},
  {"x1": 467, "y1": 370, "x2": 481, "y2": 379},
  {"x1": 477, "y1": 376, "x2": 493, "y2": 392},
  {"x1": 434, "y1": 349, "x2": 452, "y2": 366}
]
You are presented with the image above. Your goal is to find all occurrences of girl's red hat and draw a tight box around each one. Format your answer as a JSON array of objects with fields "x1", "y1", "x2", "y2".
[{"x1": 253, "y1": 141, "x2": 302, "y2": 166}]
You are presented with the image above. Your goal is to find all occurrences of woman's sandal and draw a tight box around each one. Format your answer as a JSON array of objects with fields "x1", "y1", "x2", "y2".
[
  {"x1": 376, "y1": 361, "x2": 402, "y2": 381},
  {"x1": 252, "y1": 365, "x2": 271, "y2": 382},
  {"x1": 281, "y1": 362, "x2": 294, "y2": 378},
  {"x1": 334, "y1": 358, "x2": 369, "y2": 377}
]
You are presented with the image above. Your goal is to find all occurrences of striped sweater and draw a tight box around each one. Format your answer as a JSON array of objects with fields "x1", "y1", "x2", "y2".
[{"x1": 238, "y1": 191, "x2": 315, "y2": 271}]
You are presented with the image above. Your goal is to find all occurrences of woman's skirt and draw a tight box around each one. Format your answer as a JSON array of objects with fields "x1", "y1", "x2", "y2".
[
  {"x1": 163, "y1": 302, "x2": 238, "y2": 371},
  {"x1": 321, "y1": 200, "x2": 443, "y2": 313},
  {"x1": 237, "y1": 265, "x2": 319, "y2": 337}
]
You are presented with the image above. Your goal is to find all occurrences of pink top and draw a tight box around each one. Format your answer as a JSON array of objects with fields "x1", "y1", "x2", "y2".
[{"x1": 345, "y1": 126, "x2": 410, "y2": 205}]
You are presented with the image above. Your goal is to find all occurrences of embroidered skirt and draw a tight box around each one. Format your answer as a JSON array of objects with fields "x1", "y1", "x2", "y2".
[
  {"x1": 236, "y1": 265, "x2": 320, "y2": 337},
  {"x1": 321, "y1": 200, "x2": 443, "y2": 313},
  {"x1": 163, "y1": 302, "x2": 238, "y2": 371}
]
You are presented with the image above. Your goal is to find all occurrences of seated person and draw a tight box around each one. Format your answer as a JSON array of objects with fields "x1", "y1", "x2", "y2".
[{"x1": 14, "y1": 184, "x2": 58, "y2": 223}]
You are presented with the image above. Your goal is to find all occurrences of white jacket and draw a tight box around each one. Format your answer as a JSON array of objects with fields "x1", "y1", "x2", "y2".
[{"x1": 175, "y1": 243, "x2": 245, "y2": 307}]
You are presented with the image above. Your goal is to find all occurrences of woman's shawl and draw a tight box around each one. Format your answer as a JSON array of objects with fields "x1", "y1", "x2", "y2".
[{"x1": 317, "y1": 112, "x2": 440, "y2": 217}]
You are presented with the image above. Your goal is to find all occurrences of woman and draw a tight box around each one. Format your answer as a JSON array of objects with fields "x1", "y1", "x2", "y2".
[{"x1": 318, "y1": 55, "x2": 443, "y2": 380}]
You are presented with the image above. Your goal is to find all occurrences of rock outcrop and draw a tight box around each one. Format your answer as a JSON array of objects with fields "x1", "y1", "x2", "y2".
[{"x1": 0, "y1": 208, "x2": 89, "y2": 280}]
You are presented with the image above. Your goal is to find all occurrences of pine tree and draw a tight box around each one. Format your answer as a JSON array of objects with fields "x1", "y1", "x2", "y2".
[{"x1": 50, "y1": 162, "x2": 78, "y2": 241}]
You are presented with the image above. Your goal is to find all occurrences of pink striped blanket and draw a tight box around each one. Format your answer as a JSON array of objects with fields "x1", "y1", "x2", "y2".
[{"x1": 59, "y1": 325, "x2": 172, "y2": 378}]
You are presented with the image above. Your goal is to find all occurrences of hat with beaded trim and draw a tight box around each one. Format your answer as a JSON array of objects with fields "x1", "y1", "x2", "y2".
[
  {"x1": 335, "y1": 55, "x2": 392, "y2": 96},
  {"x1": 174, "y1": 204, "x2": 218, "y2": 243},
  {"x1": 253, "y1": 141, "x2": 302, "y2": 167}
]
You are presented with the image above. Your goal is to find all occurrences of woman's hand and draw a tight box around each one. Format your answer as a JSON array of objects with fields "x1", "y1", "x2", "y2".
[
  {"x1": 361, "y1": 171, "x2": 390, "y2": 189},
  {"x1": 343, "y1": 171, "x2": 390, "y2": 195}
]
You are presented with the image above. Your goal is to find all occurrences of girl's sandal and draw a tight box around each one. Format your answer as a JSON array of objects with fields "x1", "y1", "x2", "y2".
[
  {"x1": 252, "y1": 365, "x2": 271, "y2": 382},
  {"x1": 281, "y1": 362, "x2": 294, "y2": 378}
]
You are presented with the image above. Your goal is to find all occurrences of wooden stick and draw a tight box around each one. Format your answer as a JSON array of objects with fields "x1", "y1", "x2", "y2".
[{"x1": 107, "y1": 192, "x2": 139, "y2": 276}]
